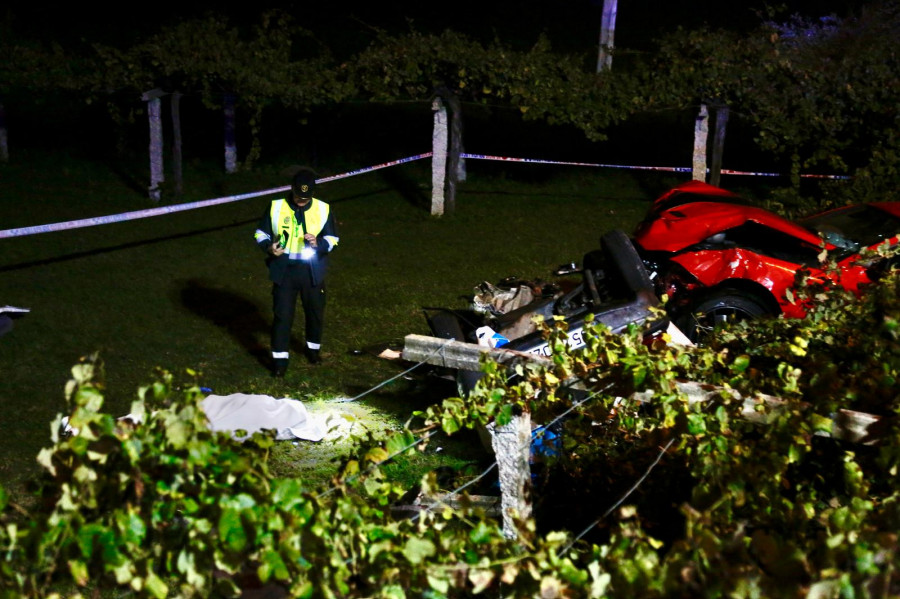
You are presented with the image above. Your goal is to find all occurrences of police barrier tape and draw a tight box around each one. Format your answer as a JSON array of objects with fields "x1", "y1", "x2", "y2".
[
  {"x1": 0, "y1": 153, "x2": 434, "y2": 239},
  {"x1": 462, "y1": 152, "x2": 691, "y2": 173},
  {"x1": 460, "y1": 152, "x2": 851, "y2": 180},
  {"x1": 0, "y1": 151, "x2": 849, "y2": 239}
]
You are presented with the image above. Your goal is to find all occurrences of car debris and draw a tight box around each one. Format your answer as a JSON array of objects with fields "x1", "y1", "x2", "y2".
[{"x1": 420, "y1": 230, "x2": 671, "y2": 394}]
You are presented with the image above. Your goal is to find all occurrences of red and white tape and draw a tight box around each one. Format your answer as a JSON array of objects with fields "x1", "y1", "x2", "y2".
[
  {"x1": 0, "y1": 151, "x2": 848, "y2": 239},
  {"x1": 0, "y1": 153, "x2": 433, "y2": 239},
  {"x1": 463, "y1": 153, "x2": 849, "y2": 180}
]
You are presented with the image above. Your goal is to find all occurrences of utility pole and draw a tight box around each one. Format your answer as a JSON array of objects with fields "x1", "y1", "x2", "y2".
[{"x1": 597, "y1": 0, "x2": 618, "y2": 72}]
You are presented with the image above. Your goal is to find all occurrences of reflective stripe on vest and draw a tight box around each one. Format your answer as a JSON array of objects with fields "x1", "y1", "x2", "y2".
[{"x1": 269, "y1": 198, "x2": 330, "y2": 260}]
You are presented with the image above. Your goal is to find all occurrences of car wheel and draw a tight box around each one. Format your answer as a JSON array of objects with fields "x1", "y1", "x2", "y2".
[{"x1": 676, "y1": 291, "x2": 772, "y2": 343}]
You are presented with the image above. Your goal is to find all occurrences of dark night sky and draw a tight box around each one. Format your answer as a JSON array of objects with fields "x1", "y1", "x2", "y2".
[{"x1": 6, "y1": 0, "x2": 876, "y2": 56}]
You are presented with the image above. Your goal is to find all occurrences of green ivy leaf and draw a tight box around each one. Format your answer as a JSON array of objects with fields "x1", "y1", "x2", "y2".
[
  {"x1": 75, "y1": 386, "x2": 105, "y2": 413},
  {"x1": 402, "y1": 537, "x2": 436, "y2": 565},
  {"x1": 144, "y1": 571, "x2": 169, "y2": 599},
  {"x1": 469, "y1": 569, "x2": 494, "y2": 593},
  {"x1": 218, "y1": 508, "x2": 248, "y2": 553},
  {"x1": 258, "y1": 549, "x2": 289, "y2": 582},
  {"x1": 469, "y1": 520, "x2": 495, "y2": 544},
  {"x1": 115, "y1": 510, "x2": 146, "y2": 546},
  {"x1": 495, "y1": 404, "x2": 513, "y2": 427},
  {"x1": 36, "y1": 447, "x2": 57, "y2": 475},
  {"x1": 686, "y1": 413, "x2": 707, "y2": 435},
  {"x1": 427, "y1": 571, "x2": 450, "y2": 594},
  {"x1": 632, "y1": 365, "x2": 647, "y2": 388},
  {"x1": 271, "y1": 478, "x2": 306, "y2": 510},
  {"x1": 165, "y1": 419, "x2": 189, "y2": 448},
  {"x1": 385, "y1": 430, "x2": 416, "y2": 456},
  {"x1": 810, "y1": 414, "x2": 833, "y2": 434},
  {"x1": 366, "y1": 447, "x2": 390, "y2": 464},
  {"x1": 589, "y1": 562, "x2": 612, "y2": 596},
  {"x1": 442, "y1": 416, "x2": 460, "y2": 435},
  {"x1": 67, "y1": 559, "x2": 89, "y2": 587},
  {"x1": 731, "y1": 354, "x2": 751, "y2": 373},
  {"x1": 381, "y1": 585, "x2": 407, "y2": 599},
  {"x1": 176, "y1": 550, "x2": 205, "y2": 588}
]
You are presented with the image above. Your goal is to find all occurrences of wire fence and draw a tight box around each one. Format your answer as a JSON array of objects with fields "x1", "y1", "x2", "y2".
[{"x1": 327, "y1": 345, "x2": 675, "y2": 557}]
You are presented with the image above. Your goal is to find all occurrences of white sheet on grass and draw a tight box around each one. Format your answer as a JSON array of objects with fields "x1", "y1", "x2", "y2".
[{"x1": 200, "y1": 393, "x2": 326, "y2": 442}]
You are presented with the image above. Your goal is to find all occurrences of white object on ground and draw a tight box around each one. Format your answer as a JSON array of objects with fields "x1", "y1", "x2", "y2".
[
  {"x1": 378, "y1": 348, "x2": 402, "y2": 360},
  {"x1": 475, "y1": 325, "x2": 509, "y2": 348},
  {"x1": 200, "y1": 394, "x2": 326, "y2": 442},
  {"x1": 60, "y1": 394, "x2": 327, "y2": 442},
  {"x1": 665, "y1": 322, "x2": 695, "y2": 347}
]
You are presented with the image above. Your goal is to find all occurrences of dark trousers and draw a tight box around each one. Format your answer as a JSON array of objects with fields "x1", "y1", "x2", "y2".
[{"x1": 271, "y1": 265, "x2": 326, "y2": 356}]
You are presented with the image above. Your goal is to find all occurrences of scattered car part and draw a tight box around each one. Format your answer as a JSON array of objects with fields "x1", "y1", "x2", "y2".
[{"x1": 423, "y1": 230, "x2": 668, "y2": 395}]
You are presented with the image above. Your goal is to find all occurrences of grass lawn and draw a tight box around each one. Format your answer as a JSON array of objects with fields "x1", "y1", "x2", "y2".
[{"x1": 0, "y1": 149, "x2": 679, "y2": 498}]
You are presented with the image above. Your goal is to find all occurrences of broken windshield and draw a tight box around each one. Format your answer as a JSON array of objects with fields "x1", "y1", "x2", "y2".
[{"x1": 800, "y1": 205, "x2": 900, "y2": 257}]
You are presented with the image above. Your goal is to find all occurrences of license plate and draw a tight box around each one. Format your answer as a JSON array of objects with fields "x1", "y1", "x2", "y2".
[{"x1": 529, "y1": 327, "x2": 587, "y2": 358}]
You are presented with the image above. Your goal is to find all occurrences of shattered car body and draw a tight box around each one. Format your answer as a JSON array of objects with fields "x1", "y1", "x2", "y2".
[
  {"x1": 634, "y1": 181, "x2": 900, "y2": 340},
  {"x1": 424, "y1": 230, "x2": 668, "y2": 393}
]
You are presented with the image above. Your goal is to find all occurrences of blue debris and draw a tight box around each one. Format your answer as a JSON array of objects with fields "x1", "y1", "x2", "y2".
[{"x1": 531, "y1": 425, "x2": 560, "y2": 459}]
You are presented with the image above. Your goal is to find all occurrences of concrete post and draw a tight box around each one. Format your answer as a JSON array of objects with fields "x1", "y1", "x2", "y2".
[
  {"x1": 142, "y1": 89, "x2": 166, "y2": 202},
  {"x1": 488, "y1": 411, "x2": 532, "y2": 540},
  {"x1": 692, "y1": 103, "x2": 709, "y2": 182},
  {"x1": 224, "y1": 93, "x2": 237, "y2": 174},
  {"x1": 431, "y1": 97, "x2": 448, "y2": 216},
  {"x1": 171, "y1": 92, "x2": 183, "y2": 197},
  {"x1": 709, "y1": 104, "x2": 730, "y2": 187}
]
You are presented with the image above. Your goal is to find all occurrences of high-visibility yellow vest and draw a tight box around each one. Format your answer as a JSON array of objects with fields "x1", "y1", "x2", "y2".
[{"x1": 268, "y1": 198, "x2": 331, "y2": 259}]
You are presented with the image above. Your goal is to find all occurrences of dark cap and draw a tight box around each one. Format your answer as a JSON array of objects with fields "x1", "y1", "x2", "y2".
[{"x1": 291, "y1": 168, "x2": 317, "y2": 199}]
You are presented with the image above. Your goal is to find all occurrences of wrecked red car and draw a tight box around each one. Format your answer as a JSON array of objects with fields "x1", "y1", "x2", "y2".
[
  {"x1": 634, "y1": 181, "x2": 900, "y2": 341},
  {"x1": 419, "y1": 182, "x2": 900, "y2": 393}
]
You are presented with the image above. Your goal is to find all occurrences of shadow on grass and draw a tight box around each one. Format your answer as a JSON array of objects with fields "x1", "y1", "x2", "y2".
[
  {"x1": 0, "y1": 219, "x2": 257, "y2": 273},
  {"x1": 178, "y1": 278, "x2": 270, "y2": 369},
  {"x1": 106, "y1": 158, "x2": 151, "y2": 198},
  {"x1": 377, "y1": 168, "x2": 430, "y2": 211}
]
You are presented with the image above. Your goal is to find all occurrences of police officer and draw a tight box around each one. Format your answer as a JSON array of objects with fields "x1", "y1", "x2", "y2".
[{"x1": 254, "y1": 167, "x2": 339, "y2": 376}]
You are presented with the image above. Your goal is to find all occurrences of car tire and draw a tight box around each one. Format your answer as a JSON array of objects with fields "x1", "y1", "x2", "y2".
[{"x1": 676, "y1": 290, "x2": 772, "y2": 343}]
